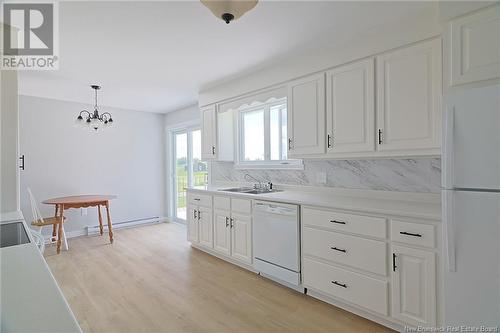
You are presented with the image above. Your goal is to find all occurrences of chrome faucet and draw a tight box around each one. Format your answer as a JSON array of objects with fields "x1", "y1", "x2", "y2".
[{"x1": 244, "y1": 174, "x2": 273, "y2": 191}]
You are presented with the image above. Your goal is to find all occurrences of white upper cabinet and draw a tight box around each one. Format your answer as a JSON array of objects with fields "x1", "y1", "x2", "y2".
[
  {"x1": 326, "y1": 58, "x2": 375, "y2": 154},
  {"x1": 201, "y1": 104, "x2": 217, "y2": 160},
  {"x1": 450, "y1": 5, "x2": 500, "y2": 86},
  {"x1": 287, "y1": 73, "x2": 326, "y2": 156},
  {"x1": 376, "y1": 38, "x2": 442, "y2": 152}
]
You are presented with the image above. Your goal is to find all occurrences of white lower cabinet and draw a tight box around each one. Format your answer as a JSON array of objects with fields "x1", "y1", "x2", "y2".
[
  {"x1": 211, "y1": 196, "x2": 253, "y2": 265},
  {"x1": 213, "y1": 209, "x2": 231, "y2": 256},
  {"x1": 302, "y1": 205, "x2": 440, "y2": 329},
  {"x1": 391, "y1": 245, "x2": 436, "y2": 327},
  {"x1": 187, "y1": 206, "x2": 199, "y2": 243},
  {"x1": 198, "y1": 206, "x2": 213, "y2": 248},
  {"x1": 187, "y1": 194, "x2": 213, "y2": 249},
  {"x1": 304, "y1": 258, "x2": 388, "y2": 315},
  {"x1": 230, "y1": 213, "x2": 252, "y2": 264}
]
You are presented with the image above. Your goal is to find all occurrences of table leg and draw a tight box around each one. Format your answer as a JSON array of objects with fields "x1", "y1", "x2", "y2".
[
  {"x1": 57, "y1": 205, "x2": 64, "y2": 254},
  {"x1": 98, "y1": 205, "x2": 104, "y2": 235},
  {"x1": 105, "y1": 201, "x2": 114, "y2": 243},
  {"x1": 52, "y1": 204, "x2": 59, "y2": 242}
]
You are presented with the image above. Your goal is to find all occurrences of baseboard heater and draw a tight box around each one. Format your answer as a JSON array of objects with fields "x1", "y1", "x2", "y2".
[{"x1": 86, "y1": 217, "x2": 164, "y2": 235}]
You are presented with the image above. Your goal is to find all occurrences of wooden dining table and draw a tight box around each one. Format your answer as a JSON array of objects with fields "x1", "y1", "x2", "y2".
[{"x1": 42, "y1": 195, "x2": 117, "y2": 253}]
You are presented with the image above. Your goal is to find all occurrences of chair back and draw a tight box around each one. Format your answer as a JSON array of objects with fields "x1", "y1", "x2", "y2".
[{"x1": 27, "y1": 187, "x2": 44, "y2": 225}]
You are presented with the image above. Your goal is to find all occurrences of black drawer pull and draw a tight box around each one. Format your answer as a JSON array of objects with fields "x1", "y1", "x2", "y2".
[
  {"x1": 400, "y1": 231, "x2": 422, "y2": 237},
  {"x1": 193, "y1": 198, "x2": 201, "y2": 201},
  {"x1": 331, "y1": 280, "x2": 347, "y2": 288},
  {"x1": 393, "y1": 253, "x2": 397, "y2": 272},
  {"x1": 330, "y1": 246, "x2": 347, "y2": 253},
  {"x1": 330, "y1": 220, "x2": 346, "y2": 225}
]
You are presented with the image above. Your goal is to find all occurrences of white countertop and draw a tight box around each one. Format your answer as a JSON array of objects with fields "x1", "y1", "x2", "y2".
[
  {"x1": 1, "y1": 215, "x2": 81, "y2": 333},
  {"x1": 187, "y1": 184, "x2": 441, "y2": 221}
]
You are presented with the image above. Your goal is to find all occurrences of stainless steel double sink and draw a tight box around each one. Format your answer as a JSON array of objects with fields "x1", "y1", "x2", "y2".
[{"x1": 218, "y1": 187, "x2": 282, "y2": 195}]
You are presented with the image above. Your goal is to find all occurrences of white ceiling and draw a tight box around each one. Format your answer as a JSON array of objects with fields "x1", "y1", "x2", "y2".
[{"x1": 19, "y1": 1, "x2": 434, "y2": 113}]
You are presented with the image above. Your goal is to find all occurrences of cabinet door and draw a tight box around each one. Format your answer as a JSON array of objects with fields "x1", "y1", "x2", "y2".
[
  {"x1": 213, "y1": 209, "x2": 231, "y2": 256},
  {"x1": 198, "y1": 206, "x2": 213, "y2": 249},
  {"x1": 201, "y1": 104, "x2": 217, "y2": 159},
  {"x1": 450, "y1": 5, "x2": 500, "y2": 85},
  {"x1": 377, "y1": 38, "x2": 441, "y2": 152},
  {"x1": 287, "y1": 73, "x2": 326, "y2": 156},
  {"x1": 326, "y1": 58, "x2": 375, "y2": 154},
  {"x1": 391, "y1": 245, "x2": 436, "y2": 327},
  {"x1": 230, "y1": 213, "x2": 252, "y2": 264},
  {"x1": 0, "y1": 69, "x2": 20, "y2": 214},
  {"x1": 187, "y1": 206, "x2": 199, "y2": 243}
]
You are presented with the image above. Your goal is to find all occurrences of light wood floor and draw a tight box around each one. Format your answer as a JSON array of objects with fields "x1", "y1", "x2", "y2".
[{"x1": 45, "y1": 223, "x2": 394, "y2": 333}]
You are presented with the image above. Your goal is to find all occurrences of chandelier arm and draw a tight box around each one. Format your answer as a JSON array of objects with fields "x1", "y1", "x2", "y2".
[
  {"x1": 101, "y1": 112, "x2": 112, "y2": 122},
  {"x1": 79, "y1": 110, "x2": 91, "y2": 118}
]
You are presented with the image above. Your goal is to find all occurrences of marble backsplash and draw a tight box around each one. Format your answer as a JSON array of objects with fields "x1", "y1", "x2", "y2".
[{"x1": 211, "y1": 158, "x2": 442, "y2": 193}]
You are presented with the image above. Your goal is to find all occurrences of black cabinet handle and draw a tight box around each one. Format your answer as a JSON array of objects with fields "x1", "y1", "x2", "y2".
[
  {"x1": 193, "y1": 198, "x2": 200, "y2": 201},
  {"x1": 330, "y1": 220, "x2": 346, "y2": 225},
  {"x1": 331, "y1": 280, "x2": 347, "y2": 288},
  {"x1": 193, "y1": 210, "x2": 197, "y2": 219},
  {"x1": 330, "y1": 246, "x2": 347, "y2": 253},
  {"x1": 327, "y1": 134, "x2": 332, "y2": 148},
  {"x1": 198, "y1": 210, "x2": 201, "y2": 220},
  {"x1": 288, "y1": 138, "x2": 292, "y2": 150},
  {"x1": 212, "y1": 146, "x2": 216, "y2": 155},
  {"x1": 393, "y1": 253, "x2": 397, "y2": 272},
  {"x1": 225, "y1": 217, "x2": 229, "y2": 227},
  {"x1": 400, "y1": 231, "x2": 422, "y2": 238},
  {"x1": 19, "y1": 155, "x2": 25, "y2": 170},
  {"x1": 230, "y1": 218, "x2": 234, "y2": 228},
  {"x1": 378, "y1": 129, "x2": 383, "y2": 144}
]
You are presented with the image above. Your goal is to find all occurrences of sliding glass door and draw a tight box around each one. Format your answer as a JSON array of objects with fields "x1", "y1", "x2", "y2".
[{"x1": 172, "y1": 128, "x2": 208, "y2": 221}]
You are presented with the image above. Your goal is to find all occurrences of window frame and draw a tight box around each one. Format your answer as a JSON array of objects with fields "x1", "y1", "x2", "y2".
[{"x1": 236, "y1": 98, "x2": 303, "y2": 170}]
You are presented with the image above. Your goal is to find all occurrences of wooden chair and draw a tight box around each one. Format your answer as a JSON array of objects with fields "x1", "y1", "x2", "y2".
[{"x1": 28, "y1": 188, "x2": 68, "y2": 252}]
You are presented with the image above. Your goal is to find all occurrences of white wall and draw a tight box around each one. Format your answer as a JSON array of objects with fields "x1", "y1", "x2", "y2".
[
  {"x1": 164, "y1": 104, "x2": 199, "y2": 127},
  {"x1": 199, "y1": 5, "x2": 442, "y2": 106},
  {"x1": 19, "y1": 95, "x2": 166, "y2": 234}
]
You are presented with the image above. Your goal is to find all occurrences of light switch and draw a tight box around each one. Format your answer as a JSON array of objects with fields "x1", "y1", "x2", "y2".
[{"x1": 81, "y1": 208, "x2": 88, "y2": 216}]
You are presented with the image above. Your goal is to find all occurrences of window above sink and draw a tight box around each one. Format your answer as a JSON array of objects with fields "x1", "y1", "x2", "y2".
[{"x1": 236, "y1": 98, "x2": 303, "y2": 170}]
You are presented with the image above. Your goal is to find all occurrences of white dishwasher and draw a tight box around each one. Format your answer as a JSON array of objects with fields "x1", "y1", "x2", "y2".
[{"x1": 253, "y1": 201, "x2": 300, "y2": 287}]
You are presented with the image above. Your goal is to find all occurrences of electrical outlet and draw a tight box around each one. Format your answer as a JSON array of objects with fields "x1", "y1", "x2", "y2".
[
  {"x1": 81, "y1": 208, "x2": 88, "y2": 216},
  {"x1": 316, "y1": 171, "x2": 327, "y2": 184}
]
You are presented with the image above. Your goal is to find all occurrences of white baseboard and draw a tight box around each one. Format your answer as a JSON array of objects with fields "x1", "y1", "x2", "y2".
[
  {"x1": 40, "y1": 216, "x2": 168, "y2": 242},
  {"x1": 86, "y1": 216, "x2": 168, "y2": 235}
]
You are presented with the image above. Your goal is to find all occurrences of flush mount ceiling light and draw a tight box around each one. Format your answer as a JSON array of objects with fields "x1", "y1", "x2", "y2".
[
  {"x1": 75, "y1": 85, "x2": 114, "y2": 131},
  {"x1": 201, "y1": 0, "x2": 258, "y2": 24}
]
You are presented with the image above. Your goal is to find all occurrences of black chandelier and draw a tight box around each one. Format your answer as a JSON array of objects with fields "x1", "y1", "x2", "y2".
[{"x1": 75, "y1": 85, "x2": 113, "y2": 131}]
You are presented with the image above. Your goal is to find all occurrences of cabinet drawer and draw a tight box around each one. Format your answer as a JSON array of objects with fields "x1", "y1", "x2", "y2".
[
  {"x1": 231, "y1": 198, "x2": 251, "y2": 214},
  {"x1": 188, "y1": 193, "x2": 212, "y2": 208},
  {"x1": 303, "y1": 258, "x2": 388, "y2": 315},
  {"x1": 303, "y1": 227, "x2": 387, "y2": 275},
  {"x1": 391, "y1": 220, "x2": 435, "y2": 248},
  {"x1": 303, "y1": 207, "x2": 386, "y2": 238},
  {"x1": 213, "y1": 196, "x2": 231, "y2": 211}
]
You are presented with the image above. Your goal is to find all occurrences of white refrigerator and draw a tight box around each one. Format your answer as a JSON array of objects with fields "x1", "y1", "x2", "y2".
[{"x1": 442, "y1": 84, "x2": 500, "y2": 327}]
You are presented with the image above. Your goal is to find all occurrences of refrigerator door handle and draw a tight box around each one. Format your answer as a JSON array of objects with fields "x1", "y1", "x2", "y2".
[
  {"x1": 443, "y1": 190, "x2": 456, "y2": 272},
  {"x1": 442, "y1": 107, "x2": 455, "y2": 189}
]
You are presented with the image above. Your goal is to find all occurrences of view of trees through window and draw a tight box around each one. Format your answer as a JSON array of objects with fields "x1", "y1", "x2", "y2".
[
  {"x1": 175, "y1": 129, "x2": 208, "y2": 220},
  {"x1": 240, "y1": 100, "x2": 288, "y2": 164}
]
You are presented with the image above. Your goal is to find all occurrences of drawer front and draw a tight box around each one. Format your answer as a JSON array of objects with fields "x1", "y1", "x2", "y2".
[
  {"x1": 213, "y1": 196, "x2": 231, "y2": 211},
  {"x1": 303, "y1": 227, "x2": 387, "y2": 275},
  {"x1": 188, "y1": 193, "x2": 212, "y2": 208},
  {"x1": 231, "y1": 198, "x2": 251, "y2": 214},
  {"x1": 303, "y1": 258, "x2": 388, "y2": 315},
  {"x1": 391, "y1": 220, "x2": 435, "y2": 248},
  {"x1": 303, "y1": 207, "x2": 386, "y2": 238}
]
